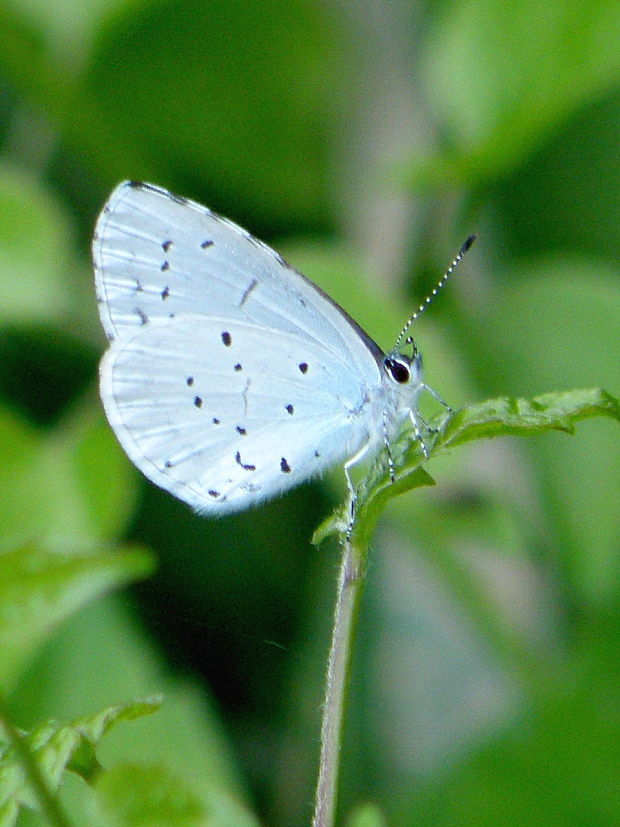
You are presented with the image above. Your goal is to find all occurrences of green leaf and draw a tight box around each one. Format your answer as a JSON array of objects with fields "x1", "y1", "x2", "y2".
[
  {"x1": 318, "y1": 388, "x2": 619, "y2": 545},
  {"x1": 403, "y1": 617, "x2": 620, "y2": 824},
  {"x1": 10, "y1": 595, "x2": 261, "y2": 827},
  {"x1": 0, "y1": 699, "x2": 160, "y2": 824},
  {"x1": 84, "y1": 0, "x2": 338, "y2": 225},
  {"x1": 345, "y1": 803, "x2": 388, "y2": 827},
  {"x1": 0, "y1": 542, "x2": 154, "y2": 692},
  {"x1": 480, "y1": 268, "x2": 620, "y2": 606},
  {"x1": 0, "y1": 163, "x2": 75, "y2": 325},
  {"x1": 438, "y1": 389, "x2": 619, "y2": 449},
  {"x1": 66, "y1": 698, "x2": 164, "y2": 782},
  {"x1": 414, "y1": 0, "x2": 620, "y2": 186},
  {"x1": 95, "y1": 763, "x2": 207, "y2": 827},
  {"x1": 0, "y1": 405, "x2": 139, "y2": 543}
]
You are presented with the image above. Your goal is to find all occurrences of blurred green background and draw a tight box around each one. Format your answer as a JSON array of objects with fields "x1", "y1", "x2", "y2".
[{"x1": 1, "y1": 0, "x2": 619, "y2": 825}]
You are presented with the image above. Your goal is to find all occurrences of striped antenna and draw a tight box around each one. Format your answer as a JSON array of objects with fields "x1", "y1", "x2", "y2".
[{"x1": 393, "y1": 234, "x2": 476, "y2": 351}]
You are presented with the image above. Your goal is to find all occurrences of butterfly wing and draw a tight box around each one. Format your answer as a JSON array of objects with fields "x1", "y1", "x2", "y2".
[
  {"x1": 100, "y1": 314, "x2": 375, "y2": 512},
  {"x1": 94, "y1": 181, "x2": 383, "y2": 379}
]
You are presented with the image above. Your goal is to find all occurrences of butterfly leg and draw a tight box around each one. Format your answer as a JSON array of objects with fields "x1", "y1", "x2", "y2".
[
  {"x1": 408, "y1": 409, "x2": 430, "y2": 459},
  {"x1": 382, "y1": 409, "x2": 396, "y2": 483},
  {"x1": 421, "y1": 383, "x2": 454, "y2": 414},
  {"x1": 343, "y1": 440, "x2": 374, "y2": 538},
  {"x1": 417, "y1": 383, "x2": 454, "y2": 440}
]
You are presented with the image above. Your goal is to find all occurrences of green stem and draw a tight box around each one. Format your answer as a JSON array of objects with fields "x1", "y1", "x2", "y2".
[
  {"x1": 0, "y1": 693, "x2": 73, "y2": 827},
  {"x1": 312, "y1": 530, "x2": 367, "y2": 827}
]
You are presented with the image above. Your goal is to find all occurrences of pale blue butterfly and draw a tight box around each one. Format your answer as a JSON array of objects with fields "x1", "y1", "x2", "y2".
[{"x1": 94, "y1": 181, "x2": 473, "y2": 517}]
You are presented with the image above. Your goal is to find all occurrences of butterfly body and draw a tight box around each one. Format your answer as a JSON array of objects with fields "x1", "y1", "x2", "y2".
[{"x1": 94, "y1": 181, "x2": 430, "y2": 515}]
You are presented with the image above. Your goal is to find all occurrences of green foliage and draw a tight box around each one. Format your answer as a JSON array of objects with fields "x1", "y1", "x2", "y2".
[
  {"x1": 0, "y1": 165, "x2": 75, "y2": 325},
  {"x1": 0, "y1": 699, "x2": 159, "y2": 826},
  {"x1": 317, "y1": 388, "x2": 619, "y2": 548},
  {"x1": 95, "y1": 763, "x2": 206, "y2": 827},
  {"x1": 345, "y1": 803, "x2": 388, "y2": 827},
  {"x1": 0, "y1": 0, "x2": 619, "y2": 824},
  {"x1": 415, "y1": 1, "x2": 620, "y2": 184},
  {"x1": 0, "y1": 542, "x2": 154, "y2": 694}
]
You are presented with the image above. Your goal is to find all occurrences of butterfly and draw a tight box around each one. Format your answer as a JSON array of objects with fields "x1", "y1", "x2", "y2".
[{"x1": 94, "y1": 181, "x2": 473, "y2": 518}]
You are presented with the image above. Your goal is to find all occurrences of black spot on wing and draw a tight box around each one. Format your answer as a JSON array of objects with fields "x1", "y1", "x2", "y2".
[
  {"x1": 194, "y1": 396, "x2": 203, "y2": 408},
  {"x1": 236, "y1": 451, "x2": 256, "y2": 471},
  {"x1": 201, "y1": 239, "x2": 214, "y2": 249},
  {"x1": 221, "y1": 331, "x2": 232, "y2": 346},
  {"x1": 162, "y1": 240, "x2": 173, "y2": 252},
  {"x1": 280, "y1": 457, "x2": 291, "y2": 473},
  {"x1": 161, "y1": 286, "x2": 170, "y2": 300},
  {"x1": 299, "y1": 362, "x2": 308, "y2": 374},
  {"x1": 240, "y1": 279, "x2": 258, "y2": 307},
  {"x1": 285, "y1": 404, "x2": 294, "y2": 415}
]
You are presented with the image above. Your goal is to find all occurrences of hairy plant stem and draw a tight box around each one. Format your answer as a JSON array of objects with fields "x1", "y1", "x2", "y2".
[{"x1": 312, "y1": 530, "x2": 366, "y2": 827}]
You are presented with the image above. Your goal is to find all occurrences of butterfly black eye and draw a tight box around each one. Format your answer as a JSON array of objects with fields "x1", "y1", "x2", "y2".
[{"x1": 384, "y1": 356, "x2": 410, "y2": 384}]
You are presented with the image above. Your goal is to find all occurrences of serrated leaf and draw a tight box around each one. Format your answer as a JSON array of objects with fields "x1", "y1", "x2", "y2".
[
  {"x1": 0, "y1": 698, "x2": 160, "y2": 825},
  {"x1": 332, "y1": 388, "x2": 619, "y2": 547},
  {"x1": 67, "y1": 697, "x2": 163, "y2": 782},
  {"x1": 439, "y1": 389, "x2": 620, "y2": 449},
  {"x1": 0, "y1": 542, "x2": 155, "y2": 692}
]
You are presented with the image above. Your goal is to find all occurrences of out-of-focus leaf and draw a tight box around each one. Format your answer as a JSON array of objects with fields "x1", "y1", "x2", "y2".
[
  {"x1": 95, "y1": 763, "x2": 207, "y2": 827},
  {"x1": 0, "y1": 405, "x2": 139, "y2": 543},
  {"x1": 414, "y1": 0, "x2": 620, "y2": 185},
  {"x1": 3, "y1": 0, "x2": 126, "y2": 58},
  {"x1": 496, "y1": 90, "x2": 620, "y2": 261},
  {"x1": 0, "y1": 164, "x2": 74, "y2": 325},
  {"x1": 345, "y1": 803, "x2": 388, "y2": 827},
  {"x1": 0, "y1": 542, "x2": 154, "y2": 692},
  {"x1": 483, "y1": 266, "x2": 620, "y2": 606},
  {"x1": 84, "y1": 0, "x2": 338, "y2": 226},
  {"x1": 402, "y1": 617, "x2": 620, "y2": 824}
]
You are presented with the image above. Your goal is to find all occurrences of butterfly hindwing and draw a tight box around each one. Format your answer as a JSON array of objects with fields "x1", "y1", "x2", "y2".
[{"x1": 100, "y1": 314, "x2": 374, "y2": 512}]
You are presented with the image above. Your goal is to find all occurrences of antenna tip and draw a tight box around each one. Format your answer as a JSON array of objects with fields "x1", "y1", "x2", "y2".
[{"x1": 461, "y1": 234, "x2": 476, "y2": 254}]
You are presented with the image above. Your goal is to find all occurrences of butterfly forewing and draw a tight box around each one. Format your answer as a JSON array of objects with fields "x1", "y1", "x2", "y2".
[{"x1": 94, "y1": 182, "x2": 382, "y2": 380}]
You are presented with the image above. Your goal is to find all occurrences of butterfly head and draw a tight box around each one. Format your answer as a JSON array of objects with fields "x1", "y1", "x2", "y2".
[{"x1": 383, "y1": 336, "x2": 422, "y2": 387}]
